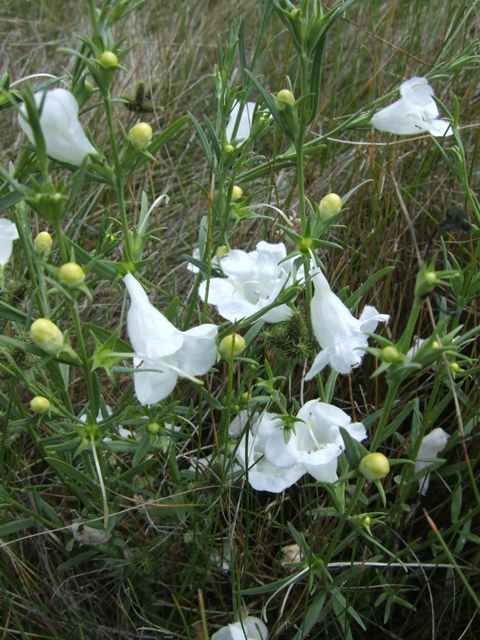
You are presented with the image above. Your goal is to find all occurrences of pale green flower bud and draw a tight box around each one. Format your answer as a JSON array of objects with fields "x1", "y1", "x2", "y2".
[
  {"x1": 30, "y1": 395, "x2": 50, "y2": 413},
  {"x1": 58, "y1": 262, "x2": 85, "y2": 288},
  {"x1": 319, "y1": 193, "x2": 342, "y2": 217},
  {"x1": 147, "y1": 421, "x2": 161, "y2": 435},
  {"x1": 100, "y1": 51, "x2": 118, "y2": 67},
  {"x1": 216, "y1": 245, "x2": 228, "y2": 259},
  {"x1": 30, "y1": 318, "x2": 64, "y2": 355},
  {"x1": 231, "y1": 185, "x2": 243, "y2": 201},
  {"x1": 128, "y1": 122, "x2": 153, "y2": 151},
  {"x1": 359, "y1": 452, "x2": 390, "y2": 480},
  {"x1": 380, "y1": 346, "x2": 401, "y2": 362},
  {"x1": 219, "y1": 333, "x2": 246, "y2": 359},
  {"x1": 34, "y1": 231, "x2": 53, "y2": 255},
  {"x1": 277, "y1": 89, "x2": 296, "y2": 110}
]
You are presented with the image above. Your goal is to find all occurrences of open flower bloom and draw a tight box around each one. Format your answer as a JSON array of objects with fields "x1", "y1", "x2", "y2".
[
  {"x1": 226, "y1": 101, "x2": 256, "y2": 142},
  {"x1": 264, "y1": 400, "x2": 367, "y2": 483},
  {"x1": 18, "y1": 88, "x2": 97, "y2": 166},
  {"x1": 212, "y1": 616, "x2": 268, "y2": 640},
  {"x1": 305, "y1": 269, "x2": 389, "y2": 379},
  {"x1": 371, "y1": 77, "x2": 453, "y2": 137},
  {"x1": 414, "y1": 428, "x2": 450, "y2": 495},
  {"x1": 236, "y1": 412, "x2": 307, "y2": 493},
  {"x1": 0, "y1": 218, "x2": 19, "y2": 266},
  {"x1": 199, "y1": 241, "x2": 296, "y2": 324},
  {"x1": 124, "y1": 274, "x2": 218, "y2": 405}
]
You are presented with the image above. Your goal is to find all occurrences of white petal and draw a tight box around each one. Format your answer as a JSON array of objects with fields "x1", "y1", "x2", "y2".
[
  {"x1": 19, "y1": 88, "x2": 96, "y2": 166},
  {"x1": 175, "y1": 323, "x2": 218, "y2": 375},
  {"x1": 226, "y1": 101, "x2": 256, "y2": 142},
  {"x1": 341, "y1": 421, "x2": 367, "y2": 442},
  {"x1": 304, "y1": 350, "x2": 330, "y2": 380},
  {"x1": 359, "y1": 306, "x2": 390, "y2": 333},
  {"x1": 304, "y1": 456, "x2": 339, "y2": 483},
  {"x1": 400, "y1": 77, "x2": 434, "y2": 105},
  {"x1": 427, "y1": 119, "x2": 454, "y2": 137},
  {"x1": 0, "y1": 219, "x2": 19, "y2": 266},
  {"x1": 133, "y1": 357, "x2": 178, "y2": 405},
  {"x1": 264, "y1": 428, "x2": 302, "y2": 468},
  {"x1": 247, "y1": 458, "x2": 306, "y2": 493}
]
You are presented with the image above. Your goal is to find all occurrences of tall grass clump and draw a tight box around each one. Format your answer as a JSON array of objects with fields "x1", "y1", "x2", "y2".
[{"x1": 1, "y1": 0, "x2": 480, "y2": 638}]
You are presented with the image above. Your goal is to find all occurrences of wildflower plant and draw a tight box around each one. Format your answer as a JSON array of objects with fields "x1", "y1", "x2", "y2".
[{"x1": 1, "y1": 0, "x2": 480, "y2": 639}]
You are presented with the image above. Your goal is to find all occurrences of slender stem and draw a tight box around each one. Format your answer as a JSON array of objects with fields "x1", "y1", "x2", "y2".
[
  {"x1": 90, "y1": 434, "x2": 109, "y2": 530},
  {"x1": 324, "y1": 478, "x2": 364, "y2": 564},
  {"x1": 53, "y1": 218, "x2": 69, "y2": 264},
  {"x1": 103, "y1": 93, "x2": 134, "y2": 263},
  {"x1": 70, "y1": 300, "x2": 98, "y2": 418},
  {"x1": 370, "y1": 380, "x2": 400, "y2": 451}
]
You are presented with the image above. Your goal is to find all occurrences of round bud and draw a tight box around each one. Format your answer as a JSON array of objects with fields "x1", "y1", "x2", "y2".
[
  {"x1": 219, "y1": 333, "x2": 246, "y2": 359},
  {"x1": 128, "y1": 122, "x2": 153, "y2": 151},
  {"x1": 432, "y1": 341, "x2": 440, "y2": 349},
  {"x1": 277, "y1": 89, "x2": 296, "y2": 109},
  {"x1": 363, "y1": 515, "x2": 372, "y2": 527},
  {"x1": 147, "y1": 421, "x2": 161, "y2": 435},
  {"x1": 100, "y1": 51, "x2": 118, "y2": 67},
  {"x1": 34, "y1": 231, "x2": 53, "y2": 255},
  {"x1": 225, "y1": 144, "x2": 235, "y2": 153},
  {"x1": 381, "y1": 346, "x2": 401, "y2": 363},
  {"x1": 424, "y1": 271, "x2": 437, "y2": 285},
  {"x1": 359, "y1": 452, "x2": 390, "y2": 480},
  {"x1": 30, "y1": 396, "x2": 50, "y2": 413},
  {"x1": 216, "y1": 246, "x2": 228, "y2": 260},
  {"x1": 298, "y1": 237, "x2": 314, "y2": 255},
  {"x1": 319, "y1": 193, "x2": 342, "y2": 217},
  {"x1": 58, "y1": 262, "x2": 85, "y2": 288},
  {"x1": 232, "y1": 185, "x2": 243, "y2": 201},
  {"x1": 242, "y1": 391, "x2": 251, "y2": 402},
  {"x1": 30, "y1": 318, "x2": 64, "y2": 355},
  {"x1": 84, "y1": 80, "x2": 94, "y2": 93},
  {"x1": 450, "y1": 362, "x2": 460, "y2": 373}
]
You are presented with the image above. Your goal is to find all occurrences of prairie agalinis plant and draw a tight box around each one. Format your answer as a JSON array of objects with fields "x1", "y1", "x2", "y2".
[{"x1": 1, "y1": 0, "x2": 479, "y2": 638}]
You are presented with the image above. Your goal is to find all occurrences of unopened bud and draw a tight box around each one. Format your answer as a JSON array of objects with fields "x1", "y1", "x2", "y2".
[
  {"x1": 100, "y1": 51, "x2": 118, "y2": 67},
  {"x1": 34, "y1": 231, "x2": 53, "y2": 255},
  {"x1": 319, "y1": 193, "x2": 342, "y2": 217},
  {"x1": 216, "y1": 245, "x2": 228, "y2": 260},
  {"x1": 381, "y1": 346, "x2": 401, "y2": 363},
  {"x1": 147, "y1": 421, "x2": 161, "y2": 435},
  {"x1": 58, "y1": 262, "x2": 85, "y2": 288},
  {"x1": 298, "y1": 237, "x2": 314, "y2": 255},
  {"x1": 30, "y1": 396, "x2": 50, "y2": 413},
  {"x1": 450, "y1": 362, "x2": 460, "y2": 373},
  {"x1": 359, "y1": 452, "x2": 390, "y2": 480},
  {"x1": 424, "y1": 271, "x2": 438, "y2": 285},
  {"x1": 128, "y1": 122, "x2": 153, "y2": 151},
  {"x1": 219, "y1": 333, "x2": 246, "y2": 359},
  {"x1": 225, "y1": 144, "x2": 234, "y2": 153},
  {"x1": 242, "y1": 391, "x2": 251, "y2": 402},
  {"x1": 30, "y1": 318, "x2": 64, "y2": 355},
  {"x1": 277, "y1": 89, "x2": 295, "y2": 110},
  {"x1": 232, "y1": 185, "x2": 243, "y2": 201}
]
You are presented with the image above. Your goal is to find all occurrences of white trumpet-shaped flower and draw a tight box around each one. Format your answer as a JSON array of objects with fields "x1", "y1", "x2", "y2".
[
  {"x1": 124, "y1": 274, "x2": 218, "y2": 405},
  {"x1": 236, "y1": 412, "x2": 307, "y2": 493},
  {"x1": 414, "y1": 428, "x2": 450, "y2": 495},
  {"x1": 264, "y1": 400, "x2": 367, "y2": 483},
  {"x1": 199, "y1": 241, "x2": 295, "y2": 324},
  {"x1": 226, "y1": 101, "x2": 256, "y2": 143},
  {"x1": 18, "y1": 88, "x2": 97, "y2": 166},
  {"x1": 0, "y1": 218, "x2": 19, "y2": 267},
  {"x1": 212, "y1": 616, "x2": 268, "y2": 640},
  {"x1": 371, "y1": 77, "x2": 453, "y2": 137},
  {"x1": 305, "y1": 269, "x2": 389, "y2": 379}
]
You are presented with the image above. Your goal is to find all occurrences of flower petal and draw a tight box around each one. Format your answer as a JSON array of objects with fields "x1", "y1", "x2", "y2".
[{"x1": 226, "y1": 101, "x2": 256, "y2": 142}]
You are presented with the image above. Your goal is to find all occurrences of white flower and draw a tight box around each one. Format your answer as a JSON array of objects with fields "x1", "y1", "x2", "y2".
[
  {"x1": 305, "y1": 269, "x2": 389, "y2": 379},
  {"x1": 18, "y1": 88, "x2": 97, "y2": 166},
  {"x1": 264, "y1": 400, "x2": 367, "y2": 483},
  {"x1": 199, "y1": 241, "x2": 296, "y2": 324},
  {"x1": 212, "y1": 616, "x2": 268, "y2": 640},
  {"x1": 371, "y1": 77, "x2": 453, "y2": 137},
  {"x1": 0, "y1": 218, "x2": 19, "y2": 267},
  {"x1": 226, "y1": 101, "x2": 256, "y2": 143},
  {"x1": 124, "y1": 274, "x2": 218, "y2": 405},
  {"x1": 414, "y1": 428, "x2": 450, "y2": 495},
  {"x1": 236, "y1": 412, "x2": 307, "y2": 493}
]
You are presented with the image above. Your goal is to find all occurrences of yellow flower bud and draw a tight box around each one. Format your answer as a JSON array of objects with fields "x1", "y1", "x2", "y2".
[
  {"x1": 219, "y1": 333, "x2": 246, "y2": 359},
  {"x1": 450, "y1": 362, "x2": 460, "y2": 373},
  {"x1": 232, "y1": 185, "x2": 243, "y2": 201},
  {"x1": 30, "y1": 318, "x2": 64, "y2": 355},
  {"x1": 432, "y1": 340, "x2": 440, "y2": 349},
  {"x1": 128, "y1": 122, "x2": 153, "y2": 151},
  {"x1": 30, "y1": 396, "x2": 50, "y2": 413},
  {"x1": 424, "y1": 271, "x2": 437, "y2": 285},
  {"x1": 242, "y1": 391, "x2": 251, "y2": 402},
  {"x1": 58, "y1": 262, "x2": 85, "y2": 288},
  {"x1": 319, "y1": 193, "x2": 342, "y2": 217},
  {"x1": 277, "y1": 89, "x2": 296, "y2": 109},
  {"x1": 100, "y1": 51, "x2": 118, "y2": 67},
  {"x1": 34, "y1": 231, "x2": 53, "y2": 255},
  {"x1": 225, "y1": 144, "x2": 235, "y2": 153},
  {"x1": 359, "y1": 452, "x2": 390, "y2": 480}
]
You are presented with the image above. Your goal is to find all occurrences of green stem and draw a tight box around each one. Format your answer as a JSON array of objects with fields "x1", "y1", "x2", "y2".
[
  {"x1": 370, "y1": 380, "x2": 400, "y2": 452},
  {"x1": 70, "y1": 300, "x2": 98, "y2": 418},
  {"x1": 52, "y1": 218, "x2": 69, "y2": 264},
  {"x1": 90, "y1": 434, "x2": 109, "y2": 530},
  {"x1": 324, "y1": 478, "x2": 364, "y2": 563}
]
